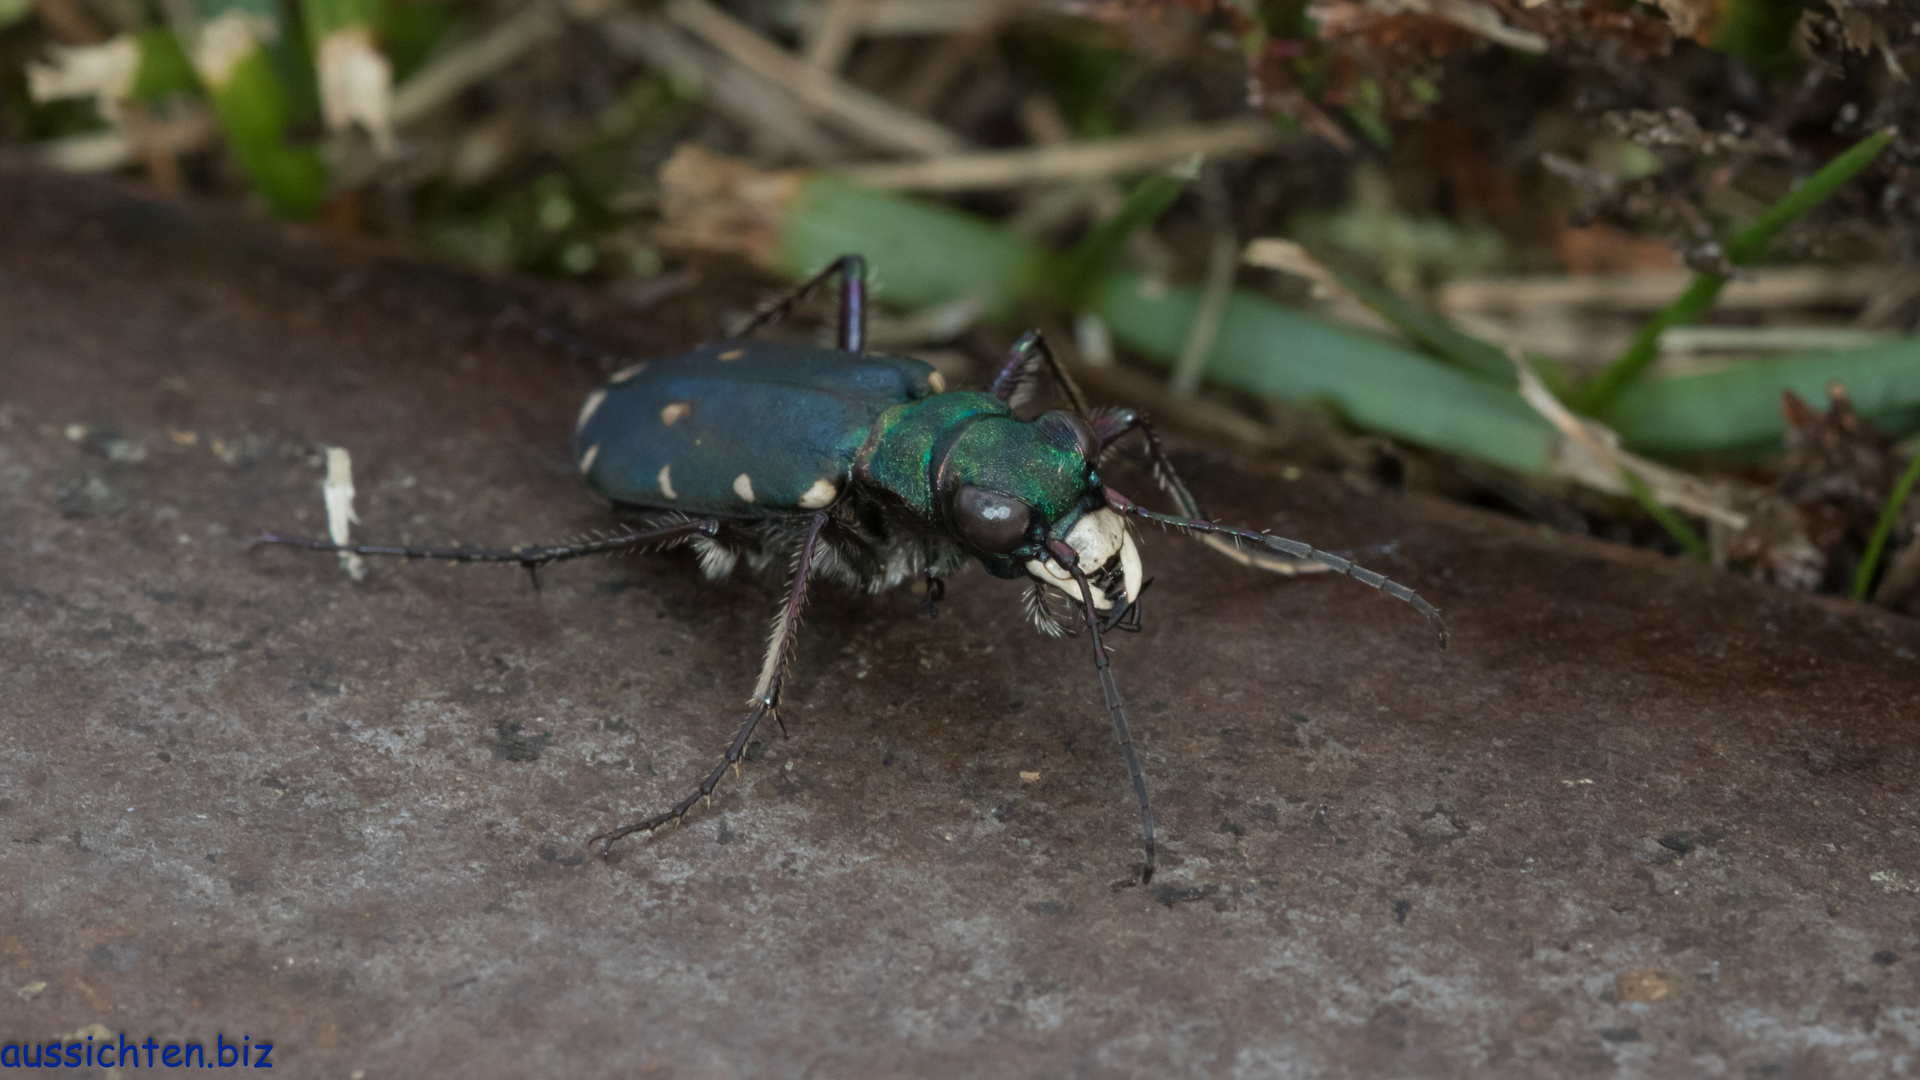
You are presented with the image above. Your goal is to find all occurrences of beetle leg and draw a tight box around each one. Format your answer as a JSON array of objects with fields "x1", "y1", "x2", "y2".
[
  {"x1": 734, "y1": 254, "x2": 868, "y2": 352},
  {"x1": 987, "y1": 329, "x2": 1092, "y2": 419},
  {"x1": 1103, "y1": 488, "x2": 1451, "y2": 648},
  {"x1": 1047, "y1": 540, "x2": 1155, "y2": 885},
  {"x1": 253, "y1": 518, "x2": 722, "y2": 572},
  {"x1": 917, "y1": 569, "x2": 945, "y2": 620},
  {"x1": 1098, "y1": 412, "x2": 1328, "y2": 577},
  {"x1": 589, "y1": 511, "x2": 830, "y2": 854}
]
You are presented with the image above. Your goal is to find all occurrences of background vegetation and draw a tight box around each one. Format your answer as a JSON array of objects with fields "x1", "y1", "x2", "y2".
[{"x1": 4, "y1": 0, "x2": 1917, "y2": 606}]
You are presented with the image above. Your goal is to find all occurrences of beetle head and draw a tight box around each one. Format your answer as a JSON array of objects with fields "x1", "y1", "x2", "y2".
[{"x1": 936, "y1": 410, "x2": 1142, "y2": 617}]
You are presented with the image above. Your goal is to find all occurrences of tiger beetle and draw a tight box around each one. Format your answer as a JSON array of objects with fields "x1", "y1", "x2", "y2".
[{"x1": 261, "y1": 254, "x2": 1448, "y2": 884}]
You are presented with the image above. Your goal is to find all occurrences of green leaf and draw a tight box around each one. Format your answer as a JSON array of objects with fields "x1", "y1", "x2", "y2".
[
  {"x1": 133, "y1": 29, "x2": 202, "y2": 101},
  {"x1": 0, "y1": 0, "x2": 35, "y2": 30},
  {"x1": 1091, "y1": 273, "x2": 1554, "y2": 473},
  {"x1": 1331, "y1": 269, "x2": 1516, "y2": 384},
  {"x1": 212, "y1": 49, "x2": 327, "y2": 217},
  {"x1": 783, "y1": 175, "x2": 1555, "y2": 471},
  {"x1": 778, "y1": 177, "x2": 1047, "y2": 320},
  {"x1": 1603, "y1": 337, "x2": 1920, "y2": 456},
  {"x1": 303, "y1": 0, "x2": 383, "y2": 37}
]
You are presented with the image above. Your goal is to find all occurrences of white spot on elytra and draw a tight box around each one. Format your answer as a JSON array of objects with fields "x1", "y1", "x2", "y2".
[
  {"x1": 717, "y1": 348, "x2": 744, "y2": 361},
  {"x1": 657, "y1": 464, "x2": 677, "y2": 499},
  {"x1": 609, "y1": 362, "x2": 646, "y2": 383},
  {"x1": 576, "y1": 388, "x2": 607, "y2": 433},
  {"x1": 733, "y1": 473, "x2": 755, "y2": 502},
  {"x1": 578, "y1": 443, "x2": 600, "y2": 476},
  {"x1": 927, "y1": 371, "x2": 946, "y2": 393},
  {"x1": 660, "y1": 401, "x2": 692, "y2": 425},
  {"x1": 798, "y1": 478, "x2": 837, "y2": 509}
]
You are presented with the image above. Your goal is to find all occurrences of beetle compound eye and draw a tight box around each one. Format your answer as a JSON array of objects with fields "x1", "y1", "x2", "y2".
[{"x1": 955, "y1": 486, "x2": 1032, "y2": 553}]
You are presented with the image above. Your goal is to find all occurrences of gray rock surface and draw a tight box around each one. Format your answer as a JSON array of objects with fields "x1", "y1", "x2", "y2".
[{"x1": 2, "y1": 167, "x2": 1916, "y2": 1077}]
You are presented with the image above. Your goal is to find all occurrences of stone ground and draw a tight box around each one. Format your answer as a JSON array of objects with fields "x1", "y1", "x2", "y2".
[{"x1": 2, "y1": 164, "x2": 1917, "y2": 1078}]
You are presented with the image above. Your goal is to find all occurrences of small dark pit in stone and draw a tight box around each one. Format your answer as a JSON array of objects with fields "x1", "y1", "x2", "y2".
[
  {"x1": 1657, "y1": 833, "x2": 1696, "y2": 855},
  {"x1": 493, "y1": 721, "x2": 549, "y2": 762},
  {"x1": 1871, "y1": 951, "x2": 1900, "y2": 966}
]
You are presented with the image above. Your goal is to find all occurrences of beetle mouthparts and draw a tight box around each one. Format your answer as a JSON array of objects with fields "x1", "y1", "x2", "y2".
[{"x1": 1023, "y1": 509, "x2": 1142, "y2": 611}]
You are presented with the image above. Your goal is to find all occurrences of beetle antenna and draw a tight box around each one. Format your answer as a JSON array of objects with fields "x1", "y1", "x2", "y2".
[
  {"x1": 493, "y1": 306, "x2": 631, "y2": 371},
  {"x1": 1049, "y1": 541, "x2": 1156, "y2": 885},
  {"x1": 1103, "y1": 488, "x2": 1450, "y2": 648},
  {"x1": 252, "y1": 518, "x2": 721, "y2": 572}
]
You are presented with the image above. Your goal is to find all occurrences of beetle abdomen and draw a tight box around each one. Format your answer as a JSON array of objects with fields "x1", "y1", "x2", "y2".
[{"x1": 573, "y1": 339, "x2": 943, "y2": 517}]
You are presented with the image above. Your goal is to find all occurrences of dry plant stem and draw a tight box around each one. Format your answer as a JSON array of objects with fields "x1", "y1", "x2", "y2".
[
  {"x1": 1659, "y1": 326, "x2": 1896, "y2": 354},
  {"x1": 1509, "y1": 350, "x2": 1749, "y2": 530},
  {"x1": 840, "y1": 119, "x2": 1276, "y2": 191},
  {"x1": 1852, "y1": 452, "x2": 1920, "y2": 601},
  {"x1": 1170, "y1": 176, "x2": 1238, "y2": 398},
  {"x1": 1855, "y1": 267, "x2": 1920, "y2": 329},
  {"x1": 1439, "y1": 267, "x2": 1892, "y2": 315},
  {"x1": 802, "y1": 0, "x2": 868, "y2": 75},
  {"x1": 1242, "y1": 238, "x2": 1396, "y2": 335},
  {"x1": 784, "y1": 0, "x2": 1015, "y2": 36},
  {"x1": 664, "y1": 0, "x2": 967, "y2": 157},
  {"x1": 391, "y1": 1, "x2": 565, "y2": 127},
  {"x1": 602, "y1": 13, "x2": 849, "y2": 162},
  {"x1": 1395, "y1": 0, "x2": 1548, "y2": 52}
]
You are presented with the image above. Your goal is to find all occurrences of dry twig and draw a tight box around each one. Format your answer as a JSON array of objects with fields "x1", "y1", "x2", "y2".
[
  {"x1": 839, "y1": 118, "x2": 1275, "y2": 191},
  {"x1": 664, "y1": 0, "x2": 968, "y2": 157}
]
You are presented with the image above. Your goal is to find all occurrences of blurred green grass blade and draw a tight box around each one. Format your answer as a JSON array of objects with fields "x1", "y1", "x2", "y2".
[
  {"x1": 1052, "y1": 170, "x2": 1186, "y2": 305},
  {"x1": 1330, "y1": 268, "x2": 1519, "y2": 384},
  {"x1": 782, "y1": 176, "x2": 1554, "y2": 471},
  {"x1": 1091, "y1": 274, "x2": 1555, "y2": 473},
  {"x1": 165, "y1": 0, "x2": 328, "y2": 218},
  {"x1": 133, "y1": 29, "x2": 200, "y2": 100},
  {"x1": 385, "y1": 1, "x2": 460, "y2": 82},
  {"x1": 779, "y1": 177, "x2": 1047, "y2": 320},
  {"x1": 214, "y1": 51, "x2": 328, "y2": 217},
  {"x1": 1725, "y1": 127, "x2": 1895, "y2": 265},
  {"x1": 1575, "y1": 127, "x2": 1895, "y2": 416},
  {"x1": 304, "y1": 0, "x2": 383, "y2": 35},
  {"x1": 1620, "y1": 466, "x2": 1708, "y2": 561},
  {"x1": 1602, "y1": 337, "x2": 1920, "y2": 456},
  {"x1": 1852, "y1": 452, "x2": 1920, "y2": 601}
]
